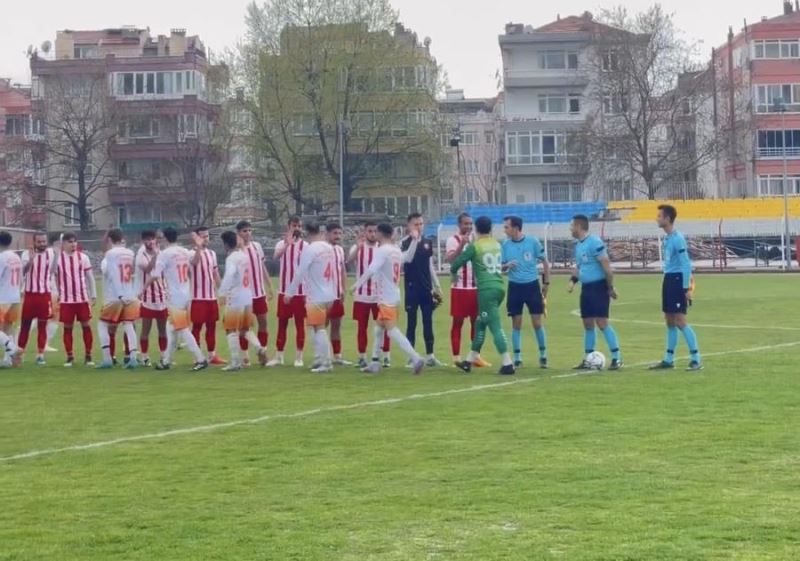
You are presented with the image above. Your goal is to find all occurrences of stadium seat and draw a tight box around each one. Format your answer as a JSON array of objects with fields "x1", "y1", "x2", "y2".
[{"x1": 607, "y1": 198, "x2": 800, "y2": 222}]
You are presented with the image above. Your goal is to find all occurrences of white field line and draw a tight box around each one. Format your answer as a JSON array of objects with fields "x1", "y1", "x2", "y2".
[
  {"x1": 2, "y1": 340, "x2": 799, "y2": 465},
  {"x1": 568, "y1": 309, "x2": 800, "y2": 331}
]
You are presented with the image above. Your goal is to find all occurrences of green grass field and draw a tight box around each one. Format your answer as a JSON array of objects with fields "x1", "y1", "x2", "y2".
[{"x1": 1, "y1": 274, "x2": 799, "y2": 561}]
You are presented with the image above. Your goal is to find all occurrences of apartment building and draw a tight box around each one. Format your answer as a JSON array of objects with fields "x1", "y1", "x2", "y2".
[
  {"x1": 438, "y1": 89, "x2": 500, "y2": 209},
  {"x1": 0, "y1": 79, "x2": 46, "y2": 228},
  {"x1": 30, "y1": 27, "x2": 224, "y2": 231},
  {"x1": 714, "y1": 1, "x2": 800, "y2": 197},
  {"x1": 498, "y1": 13, "x2": 610, "y2": 204}
]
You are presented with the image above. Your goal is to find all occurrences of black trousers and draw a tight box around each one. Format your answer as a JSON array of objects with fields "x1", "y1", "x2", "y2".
[{"x1": 405, "y1": 290, "x2": 434, "y2": 355}]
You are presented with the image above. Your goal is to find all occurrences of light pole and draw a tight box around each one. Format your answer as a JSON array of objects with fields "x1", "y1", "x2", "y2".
[
  {"x1": 775, "y1": 98, "x2": 792, "y2": 269},
  {"x1": 338, "y1": 119, "x2": 349, "y2": 228}
]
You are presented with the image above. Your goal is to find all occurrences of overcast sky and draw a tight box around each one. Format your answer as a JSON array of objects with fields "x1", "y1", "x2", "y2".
[{"x1": 0, "y1": 0, "x2": 789, "y2": 97}]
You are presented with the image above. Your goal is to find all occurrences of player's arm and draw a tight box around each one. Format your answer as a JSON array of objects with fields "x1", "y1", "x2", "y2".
[
  {"x1": 346, "y1": 244, "x2": 359, "y2": 265},
  {"x1": 339, "y1": 256, "x2": 348, "y2": 297},
  {"x1": 429, "y1": 258, "x2": 442, "y2": 293},
  {"x1": 445, "y1": 237, "x2": 466, "y2": 264},
  {"x1": 218, "y1": 260, "x2": 235, "y2": 298},
  {"x1": 145, "y1": 254, "x2": 165, "y2": 290},
  {"x1": 677, "y1": 237, "x2": 693, "y2": 290},
  {"x1": 285, "y1": 249, "x2": 311, "y2": 299},
  {"x1": 21, "y1": 250, "x2": 31, "y2": 275},
  {"x1": 273, "y1": 233, "x2": 292, "y2": 259},
  {"x1": 351, "y1": 250, "x2": 385, "y2": 293},
  {"x1": 567, "y1": 264, "x2": 579, "y2": 294},
  {"x1": 599, "y1": 256, "x2": 616, "y2": 299},
  {"x1": 540, "y1": 252, "x2": 551, "y2": 296},
  {"x1": 84, "y1": 259, "x2": 97, "y2": 302},
  {"x1": 450, "y1": 243, "x2": 475, "y2": 275},
  {"x1": 500, "y1": 243, "x2": 516, "y2": 273},
  {"x1": 401, "y1": 236, "x2": 419, "y2": 263}
]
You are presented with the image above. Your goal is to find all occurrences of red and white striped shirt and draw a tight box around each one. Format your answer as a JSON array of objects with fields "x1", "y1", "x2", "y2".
[
  {"x1": 446, "y1": 235, "x2": 476, "y2": 290},
  {"x1": 332, "y1": 244, "x2": 345, "y2": 299},
  {"x1": 23, "y1": 247, "x2": 55, "y2": 294},
  {"x1": 275, "y1": 239, "x2": 306, "y2": 295},
  {"x1": 56, "y1": 251, "x2": 93, "y2": 304},
  {"x1": 190, "y1": 248, "x2": 218, "y2": 301},
  {"x1": 136, "y1": 246, "x2": 166, "y2": 309},
  {"x1": 351, "y1": 242, "x2": 380, "y2": 303},
  {"x1": 244, "y1": 242, "x2": 267, "y2": 299}
]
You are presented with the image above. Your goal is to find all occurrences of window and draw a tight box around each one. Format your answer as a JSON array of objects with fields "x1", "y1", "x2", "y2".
[
  {"x1": 539, "y1": 50, "x2": 579, "y2": 70},
  {"x1": 602, "y1": 50, "x2": 620, "y2": 72},
  {"x1": 4, "y1": 115, "x2": 28, "y2": 136},
  {"x1": 64, "y1": 203, "x2": 94, "y2": 226},
  {"x1": 754, "y1": 40, "x2": 800, "y2": 59},
  {"x1": 118, "y1": 160, "x2": 162, "y2": 181},
  {"x1": 542, "y1": 181, "x2": 582, "y2": 202},
  {"x1": 538, "y1": 94, "x2": 581, "y2": 114},
  {"x1": 506, "y1": 131, "x2": 569, "y2": 165},
  {"x1": 74, "y1": 45, "x2": 98, "y2": 59},
  {"x1": 460, "y1": 132, "x2": 478, "y2": 146},
  {"x1": 757, "y1": 130, "x2": 800, "y2": 157},
  {"x1": 464, "y1": 160, "x2": 480, "y2": 175},
  {"x1": 755, "y1": 84, "x2": 800, "y2": 113},
  {"x1": 178, "y1": 114, "x2": 198, "y2": 139},
  {"x1": 603, "y1": 94, "x2": 628, "y2": 115},
  {"x1": 113, "y1": 71, "x2": 203, "y2": 98},
  {"x1": 123, "y1": 117, "x2": 160, "y2": 139},
  {"x1": 68, "y1": 163, "x2": 96, "y2": 182},
  {"x1": 607, "y1": 180, "x2": 633, "y2": 200},
  {"x1": 758, "y1": 175, "x2": 800, "y2": 196},
  {"x1": 485, "y1": 131, "x2": 494, "y2": 144}
]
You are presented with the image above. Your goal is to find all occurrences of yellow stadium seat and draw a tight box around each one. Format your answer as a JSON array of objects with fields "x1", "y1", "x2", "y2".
[{"x1": 608, "y1": 198, "x2": 800, "y2": 222}]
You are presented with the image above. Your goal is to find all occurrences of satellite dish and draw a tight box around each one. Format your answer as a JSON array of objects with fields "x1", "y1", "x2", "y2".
[{"x1": 41, "y1": 40, "x2": 52, "y2": 54}]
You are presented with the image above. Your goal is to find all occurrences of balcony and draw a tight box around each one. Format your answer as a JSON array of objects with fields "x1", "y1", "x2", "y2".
[
  {"x1": 757, "y1": 147, "x2": 800, "y2": 159},
  {"x1": 503, "y1": 69, "x2": 589, "y2": 89}
]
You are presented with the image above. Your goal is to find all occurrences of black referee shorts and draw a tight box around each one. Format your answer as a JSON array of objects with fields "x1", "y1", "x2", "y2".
[{"x1": 580, "y1": 280, "x2": 610, "y2": 319}]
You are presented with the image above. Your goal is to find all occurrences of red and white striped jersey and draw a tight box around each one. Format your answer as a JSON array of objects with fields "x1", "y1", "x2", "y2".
[
  {"x1": 446, "y1": 235, "x2": 476, "y2": 290},
  {"x1": 136, "y1": 245, "x2": 166, "y2": 309},
  {"x1": 350, "y1": 242, "x2": 380, "y2": 303},
  {"x1": 243, "y1": 242, "x2": 267, "y2": 299},
  {"x1": 22, "y1": 248, "x2": 55, "y2": 294},
  {"x1": 56, "y1": 251, "x2": 93, "y2": 304},
  {"x1": 275, "y1": 239, "x2": 307, "y2": 295},
  {"x1": 190, "y1": 248, "x2": 218, "y2": 301}
]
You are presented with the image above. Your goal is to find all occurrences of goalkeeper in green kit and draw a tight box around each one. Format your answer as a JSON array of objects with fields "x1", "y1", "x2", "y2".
[{"x1": 451, "y1": 216, "x2": 515, "y2": 375}]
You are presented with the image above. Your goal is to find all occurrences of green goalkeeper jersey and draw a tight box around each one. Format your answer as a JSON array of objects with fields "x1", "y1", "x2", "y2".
[{"x1": 451, "y1": 236, "x2": 505, "y2": 292}]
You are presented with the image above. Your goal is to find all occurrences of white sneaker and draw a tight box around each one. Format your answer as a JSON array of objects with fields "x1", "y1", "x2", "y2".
[
  {"x1": 293, "y1": 358, "x2": 304, "y2": 368},
  {"x1": 404, "y1": 359, "x2": 414, "y2": 369},
  {"x1": 222, "y1": 364, "x2": 242, "y2": 372},
  {"x1": 425, "y1": 356, "x2": 444, "y2": 367},
  {"x1": 266, "y1": 356, "x2": 284, "y2": 367},
  {"x1": 310, "y1": 362, "x2": 333, "y2": 373},
  {"x1": 44, "y1": 345, "x2": 58, "y2": 353},
  {"x1": 360, "y1": 361, "x2": 382, "y2": 374},
  {"x1": 332, "y1": 357, "x2": 353, "y2": 366},
  {"x1": 257, "y1": 348, "x2": 269, "y2": 366}
]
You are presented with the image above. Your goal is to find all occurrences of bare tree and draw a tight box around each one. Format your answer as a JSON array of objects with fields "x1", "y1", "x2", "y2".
[
  {"x1": 577, "y1": 5, "x2": 734, "y2": 200},
  {"x1": 234, "y1": 0, "x2": 443, "y2": 214},
  {"x1": 35, "y1": 74, "x2": 118, "y2": 230}
]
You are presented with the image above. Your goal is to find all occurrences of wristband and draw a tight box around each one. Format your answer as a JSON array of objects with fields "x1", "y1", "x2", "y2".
[
  {"x1": 570, "y1": 275, "x2": 579, "y2": 284},
  {"x1": 542, "y1": 281, "x2": 550, "y2": 285}
]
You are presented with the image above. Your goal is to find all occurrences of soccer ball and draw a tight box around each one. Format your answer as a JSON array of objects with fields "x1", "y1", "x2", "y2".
[{"x1": 586, "y1": 351, "x2": 607, "y2": 371}]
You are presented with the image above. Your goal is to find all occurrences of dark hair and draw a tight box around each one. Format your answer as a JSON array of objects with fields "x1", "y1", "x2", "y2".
[
  {"x1": 33, "y1": 231, "x2": 48, "y2": 241},
  {"x1": 377, "y1": 223, "x2": 394, "y2": 238},
  {"x1": 364, "y1": 220, "x2": 377, "y2": 228},
  {"x1": 220, "y1": 231, "x2": 238, "y2": 250},
  {"x1": 326, "y1": 222, "x2": 342, "y2": 232},
  {"x1": 304, "y1": 221, "x2": 321, "y2": 235},
  {"x1": 162, "y1": 227, "x2": 178, "y2": 243},
  {"x1": 141, "y1": 229, "x2": 157, "y2": 240},
  {"x1": 48, "y1": 232, "x2": 61, "y2": 245},
  {"x1": 235, "y1": 220, "x2": 251, "y2": 232},
  {"x1": 288, "y1": 215, "x2": 301, "y2": 225},
  {"x1": 503, "y1": 215, "x2": 523, "y2": 230},
  {"x1": 475, "y1": 216, "x2": 492, "y2": 235},
  {"x1": 0, "y1": 231, "x2": 12, "y2": 247},
  {"x1": 62, "y1": 232, "x2": 77, "y2": 243},
  {"x1": 572, "y1": 214, "x2": 590, "y2": 232},
  {"x1": 194, "y1": 226, "x2": 209, "y2": 234},
  {"x1": 457, "y1": 212, "x2": 472, "y2": 224},
  {"x1": 658, "y1": 204, "x2": 678, "y2": 224},
  {"x1": 107, "y1": 228, "x2": 124, "y2": 244},
  {"x1": 407, "y1": 212, "x2": 422, "y2": 223}
]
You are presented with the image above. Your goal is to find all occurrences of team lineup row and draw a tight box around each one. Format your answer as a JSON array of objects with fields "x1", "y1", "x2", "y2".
[{"x1": 0, "y1": 205, "x2": 702, "y2": 374}]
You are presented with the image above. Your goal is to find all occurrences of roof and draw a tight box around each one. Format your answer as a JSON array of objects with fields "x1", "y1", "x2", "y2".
[{"x1": 535, "y1": 14, "x2": 620, "y2": 34}]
